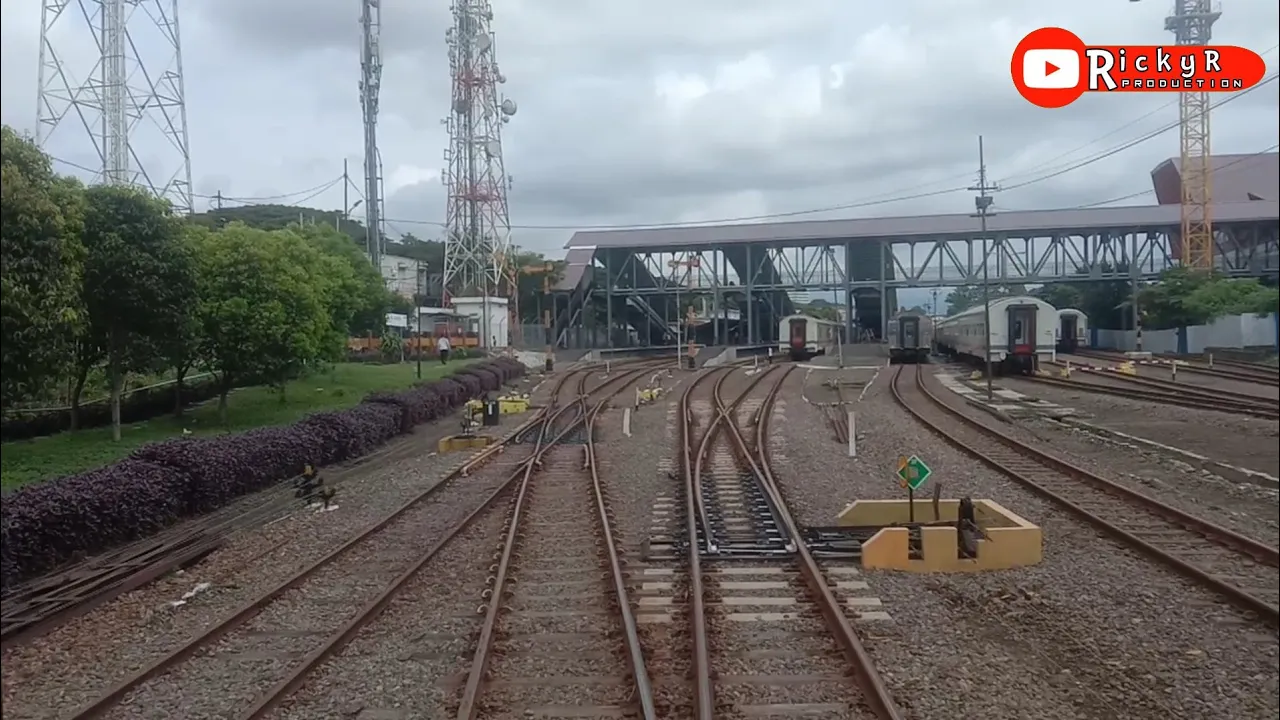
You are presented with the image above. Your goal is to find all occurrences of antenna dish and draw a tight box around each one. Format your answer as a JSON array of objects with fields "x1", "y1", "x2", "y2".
[
  {"x1": 453, "y1": 98, "x2": 469, "y2": 114},
  {"x1": 476, "y1": 35, "x2": 492, "y2": 52},
  {"x1": 500, "y1": 99, "x2": 517, "y2": 116},
  {"x1": 485, "y1": 140, "x2": 501, "y2": 158}
]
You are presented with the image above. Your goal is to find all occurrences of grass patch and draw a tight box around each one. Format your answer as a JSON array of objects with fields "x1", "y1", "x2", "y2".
[{"x1": 1, "y1": 360, "x2": 478, "y2": 491}]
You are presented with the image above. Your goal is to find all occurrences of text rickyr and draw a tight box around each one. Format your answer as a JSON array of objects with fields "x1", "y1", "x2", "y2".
[{"x1": 1086, "y1": 46, "x2": 1223, "y2": 91}]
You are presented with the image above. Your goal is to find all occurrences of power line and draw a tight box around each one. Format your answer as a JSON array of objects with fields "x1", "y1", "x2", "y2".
[
  {"x1": 43, "y1": 71, "x2": 1278, "y2": 232},
  {"x1": 1001, "y1": 73, "x2": 1278, "y2": 192},
  {"x1": 996, "y1": 43, "x2": 1279, "y2": 185}
]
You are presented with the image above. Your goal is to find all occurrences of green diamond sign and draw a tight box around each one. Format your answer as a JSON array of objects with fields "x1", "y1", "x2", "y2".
[{"x1": 896, "y1": 455, "x2": 932, "y2": 492}]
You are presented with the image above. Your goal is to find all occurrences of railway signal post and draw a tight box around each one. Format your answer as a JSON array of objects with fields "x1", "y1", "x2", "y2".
[{"x1": 896, "y1": 454, "x2": 932, "y2": 523}]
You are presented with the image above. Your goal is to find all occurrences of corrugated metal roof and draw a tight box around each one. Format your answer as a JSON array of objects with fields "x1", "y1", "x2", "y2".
[
  {"x1": 1151, "y1": 153, "x2": 1279, "y2": 204},
  {"x1": 565, "y1": 201, "x2": 1278, "y2": 249},
  {"x1": 552, "y1": 246, "x2": 597, "y2": 291}
]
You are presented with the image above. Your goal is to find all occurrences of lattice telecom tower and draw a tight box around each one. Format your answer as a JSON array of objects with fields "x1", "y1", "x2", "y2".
[
  {"x1": 1166, "y1": 0, "x2": 1221, "y2": 270},
  {"x1": 37, "y1": 0, "x2": 193, "y2": 214},
  {"x1": 359, "y1": 0, "x2": 385, "y2": 268},
  {"x1": 440, "y1": 0, "x2": 518, "y2": 303}
]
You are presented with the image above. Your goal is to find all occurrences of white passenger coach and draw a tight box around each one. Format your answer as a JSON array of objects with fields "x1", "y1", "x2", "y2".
[
  {"x1": 779, "y1": 314, "x2": 842, "y2": 360},
  {"x1": 935, "y1": 296, "x2": 1057, "y2": 374},
  {"x1": 1055, "y1": 308, "x2": 1089, "y2": 353}
]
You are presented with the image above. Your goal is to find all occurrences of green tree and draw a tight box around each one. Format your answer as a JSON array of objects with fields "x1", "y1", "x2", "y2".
[
  {"x1": 290, "y1": 222, "x2": 391, "y2": 336},
  {"x1": 79, "y1": 185, "x2": 195, "y2": 440},
  {"x1": 193, "y1": 224, "x2": 333, "y2": 422},
  {"x1": 160, "y1": 225, "x2": 208, "y2": 417},
  {"x1": 1139, "y1": 267, "x2": 1279, "y2": 329},
  {"x1": 1137, "y1": 267, "x2": 1211, "y2": 329},
  {"x1": 1184, "y1": 276, "x2": 1278, "y2": 320},
  {"x1": 0, "y1": 126, "x2": 87, "y2": 409}
]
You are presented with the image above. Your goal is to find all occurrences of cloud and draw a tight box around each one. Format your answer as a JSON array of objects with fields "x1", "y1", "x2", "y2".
[{"x1": 2, "y1": 0, "x2": 1276, "y2": 262}]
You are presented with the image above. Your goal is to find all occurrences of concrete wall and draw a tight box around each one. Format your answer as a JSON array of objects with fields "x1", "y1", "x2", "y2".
[{"x1": 1097, "y1": 313, "x2": 1278, "y2": 353}]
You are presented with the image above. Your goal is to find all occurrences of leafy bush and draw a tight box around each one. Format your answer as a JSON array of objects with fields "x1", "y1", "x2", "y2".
[
  {"x1": 0, "y1": 358, "x2": 527, "y2": 590},
  {"x1": 1, "y1": 460, "x2": 187, "y2": 587}
]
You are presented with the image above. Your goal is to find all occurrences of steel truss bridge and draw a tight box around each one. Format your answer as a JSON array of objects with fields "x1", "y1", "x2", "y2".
[{"x1": 551, "y1": 202, "x2": 1279, "y2": 348}]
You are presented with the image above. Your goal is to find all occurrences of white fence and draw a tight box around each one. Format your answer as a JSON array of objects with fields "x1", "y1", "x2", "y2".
[{"x1": 1097, "y1": 313, "x2": 1278, "y2": 353}]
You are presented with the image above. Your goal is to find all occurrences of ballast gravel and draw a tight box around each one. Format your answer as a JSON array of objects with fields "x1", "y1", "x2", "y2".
[
  {"x1": 774, "y1": 356, "x2": 1279, "y2": 720},
  {"x1": 962, "y1": 374, "x2": 1278, "y2": 546},
  {"x1": 1001, "y1": 372, "x2": 1280, "y2": 478}
]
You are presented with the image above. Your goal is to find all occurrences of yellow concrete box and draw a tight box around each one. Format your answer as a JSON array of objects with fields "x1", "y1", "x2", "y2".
[{"x1": 836, "y1": 498, "x2": 1042, "y2": 573}]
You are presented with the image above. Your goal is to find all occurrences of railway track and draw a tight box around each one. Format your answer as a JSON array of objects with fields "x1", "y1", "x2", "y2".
[
  {"x1": 1028, "y1": 370, "x2": 1279, "y2": 419},
  {"x1": 1074, "y1": 349, "x2": 1280, "y2": 387},
  {"x1": 59, "y1": 363, "x2": 664, "y2": 720},
  {"x1": 455, "y1": 381, "x2": 656, "y2": 719},
  {"x1": 893, "y1": 364, "x2": 1280, "y2": 627},
  {"x1": 681, "y1": 365, "x2": 903, "y2": 719}
]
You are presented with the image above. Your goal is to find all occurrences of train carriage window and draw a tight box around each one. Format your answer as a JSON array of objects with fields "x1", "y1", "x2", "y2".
[{"x1": 1013, "y1": 319, "x2": 1025, "y2": 343}]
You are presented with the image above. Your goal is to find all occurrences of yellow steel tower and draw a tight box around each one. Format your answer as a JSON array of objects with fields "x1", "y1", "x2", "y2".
[{"x1": 1165, "y1": 0, "x2": 1221, "y2": 269}]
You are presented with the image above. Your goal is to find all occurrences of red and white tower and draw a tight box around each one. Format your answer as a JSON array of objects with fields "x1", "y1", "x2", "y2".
[{"x1": 441, "y1": 0, "x2": 517, "y2": 342}]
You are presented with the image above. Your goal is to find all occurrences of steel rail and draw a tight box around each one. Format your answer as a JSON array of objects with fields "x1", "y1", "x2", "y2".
[
  {"x1": 1046, "y1": 361, "x2": 1279, "y2": 409},
  {"x1": 585, "y1": 398, "x2": 659, "y2": 720},
  {"x1": 1073, "y1": 350, "x2": 1280, "y2": 387},
  {"x1": 454, "y1": 384, "x2": 657, "y2": 719},
  {"x1": 731, "y1": 367, "x2": 905, "y2": 720},
  {"x1": 688, "y1": 366, "x2": 735, "y2": 553},
  {"x1": 709, "y1": 366, "x2": 793, "y2": 551},
  {"x1": 894, "y1": 364, "x2": 1279, "y2": 627},
  {"x1": 678, "y1": 367, "x2": 723, "y2": 720},
  {"x1": 68, "y1": 366, "x2": 643, "y2": 720},
  {"x1": 239, "y1": 366, "x2": 658, "y2": 720},
  {"x1": 1028, "y1": 374, "x2": 1279, "y2": 419}
]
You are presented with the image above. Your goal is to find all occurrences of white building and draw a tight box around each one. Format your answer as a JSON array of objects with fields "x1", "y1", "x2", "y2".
[{"x1": 379, "y1": 253, "x2": 427, "y2": 299}]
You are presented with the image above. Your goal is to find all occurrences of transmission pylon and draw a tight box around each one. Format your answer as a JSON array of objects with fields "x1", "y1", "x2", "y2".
[
  {"x1": 440, "y1": 0, "x2": 518, "y2": 307},
  {"x1": 359, "y1": 0, "x2": 385, "y2": 269},
  {"x1": 1166, "y1": 0, "x2": 1221, "y2": 270},
  {"x1": 37, "y1": 0, "x2": 193, "y2": 214}
]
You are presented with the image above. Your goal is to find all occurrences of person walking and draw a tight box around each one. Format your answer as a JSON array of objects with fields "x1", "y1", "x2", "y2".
[{"x1": 437, "y1": 334, "x2": 451, "y2": 364}]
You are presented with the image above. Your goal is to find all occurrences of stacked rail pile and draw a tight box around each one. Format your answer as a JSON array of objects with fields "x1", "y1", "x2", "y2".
[{"x1": 0, "y1": 358, "x2": 527, "y2": 591}]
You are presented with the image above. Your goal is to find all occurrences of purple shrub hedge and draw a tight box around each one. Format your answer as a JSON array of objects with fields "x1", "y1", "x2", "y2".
[{"x1": 0, "y1": 358, "x2": 526, "y2": 590}]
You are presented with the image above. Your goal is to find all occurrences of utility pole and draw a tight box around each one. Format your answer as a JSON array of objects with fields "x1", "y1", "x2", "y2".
[
  {"x1": 415, "y1": 259, "x2": 424, "y2": 380},
  {"x1": 969, "y1": 136, "x2": 999, "y2": 401},
  {"x1": 359, "y1": 0, "x2": 384, "y2": 268},
  {"x1": 340, "y1": 159, "x2": 349, "y2": 232}
]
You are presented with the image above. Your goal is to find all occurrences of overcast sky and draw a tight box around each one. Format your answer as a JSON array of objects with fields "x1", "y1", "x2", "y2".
[{"x1": 3, "y1": 0, "x2": 1277, "y2": 268}]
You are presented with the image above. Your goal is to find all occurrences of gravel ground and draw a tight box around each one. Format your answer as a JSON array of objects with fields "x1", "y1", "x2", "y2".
[
  {"x1": 0, "y1": 392, "x2": 543, "y2": 720},
  {"x1": 1001, "y1": 373, "x2": 1280, "y2": 479},
  {"x1": 775, "y1": 356, "x2": 1280, "y2": 720},
  {"x1": 958, "y1": 375, "x2": 1280, "y2": 547},
  {"x1": 1060, "y1": 353, "x2": 1280, "y2": 402},
  {"x1": 267, "y1": 479, "x2": 509, "y2": 720}
]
